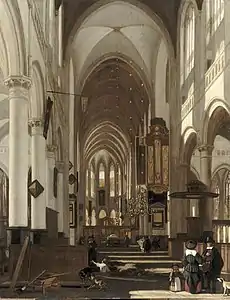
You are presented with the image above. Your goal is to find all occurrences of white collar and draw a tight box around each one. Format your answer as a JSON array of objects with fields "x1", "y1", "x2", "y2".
[
  {"x1": 206, "y1": 246, "x2": 213, "y2": 250},
  {"x1": 185, "y1": 249, "x2": 197, "y2": 256}
]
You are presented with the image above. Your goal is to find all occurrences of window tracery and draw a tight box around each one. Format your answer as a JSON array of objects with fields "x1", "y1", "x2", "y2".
[
  {"x1": 99, "y1": 163, "x2": 105, "y2": 188},
  {"x1": 180, "y1": 4, "x2": 195, "y2": 84},
  {"x1": 110, "y1": 164, "x2": 115, "y2": 197},
  {"x1": 224, "y1": 171, "x2": 230, "y2": 219},
  {"x1": 90, "y1": 166, "x2": 95, "y2": 198},
  {"x1": 212, "y1": 175, "x2": 220, "y2": 220},
  {"x1": 118, "y1": 166, "x2": 122, "y2": 196}
]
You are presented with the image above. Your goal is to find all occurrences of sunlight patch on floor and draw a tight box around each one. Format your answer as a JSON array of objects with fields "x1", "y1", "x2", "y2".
[
  {"x1": 99, "y1": 251, "x2": 168, "y2": 254},
  {"x1": 109, "y1": 259, "x2": 181, "y2": 264},
  {"x1": 107, "y1": 255, "x2": 169, "y2": 259}
]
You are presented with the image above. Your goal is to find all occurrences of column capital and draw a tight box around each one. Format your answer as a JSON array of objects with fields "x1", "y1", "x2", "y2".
[
  {"x1": 179, "y1": 163, "x2": 189, "y2": 169},
  {"x1": 198, "y1": 144, "x2": 214, "y2": 153},
  {"x1": 4, "y1": 75, "x2": 31, "y2": 90},
  {"x1": 29, "y1": 118, "x2": 44, "y2": 128},
  {"x1": 29, "y1": 118, "x2": 44, "y2": 136},
  {"x1": 46, "y1": 144, "x2": 57, "y2": 153},
  {"x1": 56, "y1": 161, "x2": 64, "y2": 173}
]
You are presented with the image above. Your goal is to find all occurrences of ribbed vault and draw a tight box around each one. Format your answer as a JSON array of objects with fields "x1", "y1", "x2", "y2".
[{"x1": 69, "y1": 0, "x2": 170, "y2": 180}]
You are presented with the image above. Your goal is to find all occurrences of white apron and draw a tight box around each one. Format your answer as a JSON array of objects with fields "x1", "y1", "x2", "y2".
[{"x1": 170, "y1": 277, "x2": 181, "y2": 292}]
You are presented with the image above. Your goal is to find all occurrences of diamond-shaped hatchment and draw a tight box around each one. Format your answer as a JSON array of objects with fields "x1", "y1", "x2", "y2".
[
  {"x1": 28, "y1": 179, "x2": 44, "y2": 198},
  {"x1": 69, "y1": 174, "x2": 76, "y2": 185}
]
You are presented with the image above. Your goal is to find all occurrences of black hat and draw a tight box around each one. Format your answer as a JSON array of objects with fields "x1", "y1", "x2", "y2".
[
  {"x1": 205, "y1": 236, "x2": 215, "y2": 244},
  {"x1": 185, "y1": 240, "x2": 197, "y2": 250}
]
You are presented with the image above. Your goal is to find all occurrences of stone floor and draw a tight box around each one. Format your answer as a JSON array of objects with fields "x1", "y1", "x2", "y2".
[
  {"x1": 0, "y1": 246, "x2": 228, "y2": 299},
  {"x1": 0, "y1": 274, "x2": 226, "y2": 299}
]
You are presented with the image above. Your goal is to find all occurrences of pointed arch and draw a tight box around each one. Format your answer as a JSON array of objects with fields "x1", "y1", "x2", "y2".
[
  {"x1": 1, "y1": 0, "x2": 27, "y2": 74},
  {"x1": 31, "y1": 61, "x2": 45, "y2": 118}
]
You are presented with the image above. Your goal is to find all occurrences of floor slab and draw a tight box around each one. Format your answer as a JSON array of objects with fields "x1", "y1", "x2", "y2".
[{"x1": 129, "y1": 290, "x2": 228, "y2": 299}]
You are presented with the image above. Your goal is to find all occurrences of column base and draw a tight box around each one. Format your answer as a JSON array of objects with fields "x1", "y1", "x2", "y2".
[
  {"x1": 30, "y1": 229, "x2": 47, "y2": 244},
  {"x1": 7, "y1": 227, "x2": 30, "y2": 244}
]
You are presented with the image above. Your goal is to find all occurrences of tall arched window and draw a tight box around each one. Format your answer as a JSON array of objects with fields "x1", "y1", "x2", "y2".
[
  {"x1": 212, "y1": 175, "x2": 220, "y2": 220},
  {"x1": 205, "y1": 0, "x2": 224, "y2": 68},
  {"x1": 185, "y1": 5, "x2": 195, "y2": 78},
  {"x1": 90, "y1": 166, "x2": 95, "y2": 198},
  {"x1": 0, "y1": 169, "x2": 8, "y2": 239},
  {"x1": 110, "y1": 164, "x2": 115, "y2": 197},
  {"x1": 99, "y1": 163, "x2": 105, "y2": 188},
  {"x1": 214, "y1": 0, "x2": 224, "y2": 31},
  {"x1": 181, "y1": 4, "x2": 195, "y2": 84},
  {"x1": 118, "y1": 166, "x2": 122, "y2": 196},
  {"x1": 205, "y1": 0, "x2": 212, "y2": 46},
  {"x1": 86, "y1": 170, "x2": 89, "y2": 197},
  {"x1": 224, "y1": 171, "x2": 230, "y2": 219}
]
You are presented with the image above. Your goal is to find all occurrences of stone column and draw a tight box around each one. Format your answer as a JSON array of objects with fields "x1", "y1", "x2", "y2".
[
  {"x1": 198, "y1": 145, "x2": 213, "y2": 232},
  {"x1": 143, "y1": 215, "x2": 149, "y2": 235},
  {"x1": 139, "y1": 215, "x2": 144, "y2": 235},
  {"x1": 4, "y1": 76, "x2": 31, "y2": 229},
  {"x1": 179, "y1": 163, "x2": 190, "y2": 233},
  {"x1": 56, "y1": 161, "x2": 64, "y2": 233},
  {"x1": 29, "y1": 118, "x2": 46, "y2": 230}
]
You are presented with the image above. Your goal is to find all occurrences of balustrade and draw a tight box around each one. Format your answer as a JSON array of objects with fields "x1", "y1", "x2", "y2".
[{"x1": 205, "y1": 51, "x2": 225, "y2": 88}]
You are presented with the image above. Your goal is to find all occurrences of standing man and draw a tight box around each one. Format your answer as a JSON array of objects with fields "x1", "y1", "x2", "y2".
[{"x1": 202, "y1": 236, "x2": 224, "y2": 293}]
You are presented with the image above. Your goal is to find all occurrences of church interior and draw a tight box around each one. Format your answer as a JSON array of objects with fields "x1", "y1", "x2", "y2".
[{"x1": 0, "y1": 0, "x2": 230, "y2": 284}]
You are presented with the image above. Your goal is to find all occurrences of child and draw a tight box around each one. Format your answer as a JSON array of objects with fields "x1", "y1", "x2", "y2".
[{"x1": 169, "y1": 264, "x2": 182, "y2": 292}]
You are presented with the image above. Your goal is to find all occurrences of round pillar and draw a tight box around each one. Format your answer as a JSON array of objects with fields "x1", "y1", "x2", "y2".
[
  {"x1": 198, "y1": 144, "x2": 213, "y2": 232},
  {"x1": 4, "y1": 76, "x2": 31, "y2": 228},
  {"x1": 30, "y1": 118, "x2": 46, "y2": 230}
]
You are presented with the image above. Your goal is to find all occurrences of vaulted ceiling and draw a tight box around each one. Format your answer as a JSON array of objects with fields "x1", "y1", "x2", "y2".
[
  {"x1": 64, "y1": 0, "x2": 173, "y2": 166},
  {"x1": 57, "y1": 0, "x2": 205, "y2": 54}
]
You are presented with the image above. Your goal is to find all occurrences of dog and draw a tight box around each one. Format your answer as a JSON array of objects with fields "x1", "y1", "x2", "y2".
[
  {"x1": 217, "y1": 278, "x2": 230, "y2": 296},
  {"x1": 87, "y1": 275, "x2": 107, "y2": 290},
  {"x1": 79, "y1": 267, "x2": 94, "y2": 284}
]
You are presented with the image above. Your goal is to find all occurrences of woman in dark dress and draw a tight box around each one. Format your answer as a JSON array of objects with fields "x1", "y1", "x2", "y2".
[{"x1": 182, "y1": 240, "x2": 203, "y2": 294}]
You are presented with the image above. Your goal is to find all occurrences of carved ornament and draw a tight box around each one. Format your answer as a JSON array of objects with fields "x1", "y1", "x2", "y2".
[
  {"x1": 46, "y1": 144, "x2": 57, "y2": 153},
  {"x1": 198, "y1": 144, "x2": 214, "y2": 154},
  {"x1": 28, "y1": 118, "x2": 44, "y2": 128},
  {"x1": 4, "y1": 75, "x2": 31, "y2": 90}
]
